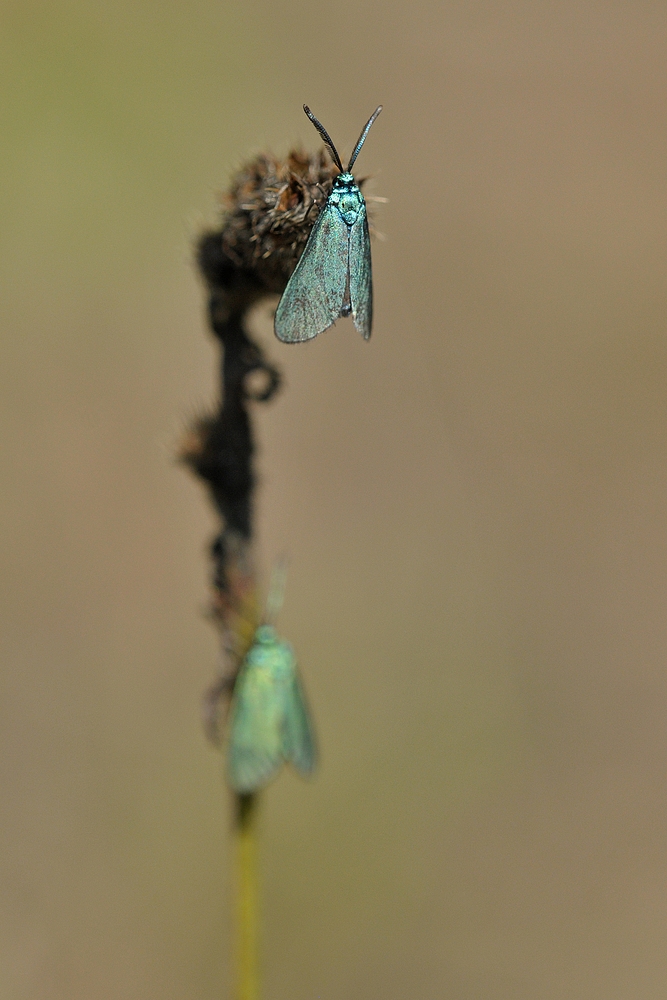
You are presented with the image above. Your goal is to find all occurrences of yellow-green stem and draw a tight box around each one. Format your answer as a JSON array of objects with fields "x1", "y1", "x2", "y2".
[{"x1": 236, "y1": 793, "x2": 259, "y2": 1000}]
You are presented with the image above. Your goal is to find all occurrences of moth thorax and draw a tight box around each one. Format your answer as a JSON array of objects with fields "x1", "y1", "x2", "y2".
[{"x1": 330, "y1": 174, "x2": 364, "y2": 226}]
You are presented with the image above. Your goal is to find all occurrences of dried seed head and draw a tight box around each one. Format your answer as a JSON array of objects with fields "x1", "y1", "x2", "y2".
[{"x1": 198, "y1": 149, "x2": 339, "y2": 321}]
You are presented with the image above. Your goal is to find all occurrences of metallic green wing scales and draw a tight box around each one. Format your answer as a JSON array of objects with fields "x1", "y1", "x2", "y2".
[
  {"x1": 349, "y1": 205, "x2": 373, "y2": 340},
  {"x1": 228, "y1": 654, "x2": 284, "y2": 794},
  {"x1": 274, "y1": 204, "x2": 348, "y2": 343},
  {"x1": 281, "y1": 673, "x2": 317, "y2": 776}
]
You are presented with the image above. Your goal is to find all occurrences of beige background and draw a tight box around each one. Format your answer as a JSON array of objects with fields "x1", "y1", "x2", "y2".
[{"x1": 3, "y1": 1, "x2": 667, "y2": 997}]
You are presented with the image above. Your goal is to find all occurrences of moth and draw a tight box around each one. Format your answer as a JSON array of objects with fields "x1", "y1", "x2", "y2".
[
  {"x1": 274, "y1": 104, "x2": 383, "y2": 343},
  {"x1": 227, "y1": 569, "x2": 316, "y2": 794}
]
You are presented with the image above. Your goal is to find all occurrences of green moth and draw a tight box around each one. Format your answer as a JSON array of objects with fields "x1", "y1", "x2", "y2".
[
  {"x1": 227, "y1": 622, "x2": 316, "y2": 794},
  {"x1": 274, "y1": 104, "x2": 383, "y2": 343}
]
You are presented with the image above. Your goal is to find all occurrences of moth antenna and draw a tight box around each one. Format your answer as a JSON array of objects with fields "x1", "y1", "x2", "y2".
[
  {"x1": 347, "y1": 105, "x2": 383, "y2": 173},
  {"x1": 264, "y1": 556, "x2": 289, "y2": 626},
  {"x1": 303, "y1": 105, "x2": 344, "y2": 173}
]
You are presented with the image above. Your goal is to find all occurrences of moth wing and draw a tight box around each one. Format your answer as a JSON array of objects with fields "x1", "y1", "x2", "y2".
[
  {"x1": 281, "y1": 671, "x2": 317, "y2": 777},
  {"x1": 274, "y1": 203, "x2": 348, "y2": 343},
  {"x1": 228, "y1": 662, "x2": 284, "y2": 794},
  {"x1": 348, "y1": 203, "x2": 373, "y2": 341}
]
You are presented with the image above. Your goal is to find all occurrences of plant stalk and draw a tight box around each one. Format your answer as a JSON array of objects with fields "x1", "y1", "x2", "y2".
[{"x1": 236, "y1": 793, "x2": 259, "y2": 1000}]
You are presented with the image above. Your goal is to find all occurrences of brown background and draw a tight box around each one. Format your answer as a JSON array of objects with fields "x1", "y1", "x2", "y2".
[{"x1": 3, "y1": 2, "x2": 667, "y2": 997}]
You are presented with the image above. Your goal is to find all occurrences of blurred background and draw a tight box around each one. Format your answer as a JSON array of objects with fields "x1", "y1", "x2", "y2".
[{"x1": 3, "y1": 1, "x2": 667, "y2": 997}]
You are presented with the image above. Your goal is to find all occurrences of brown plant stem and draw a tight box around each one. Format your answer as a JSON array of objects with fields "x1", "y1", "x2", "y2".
[{"x1": 181, "y1": 146, "x2": 339, "y2": 1000}]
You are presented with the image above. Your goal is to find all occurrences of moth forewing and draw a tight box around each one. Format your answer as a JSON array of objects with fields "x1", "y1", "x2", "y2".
[
  {"x1": 227, "y1": 652, "x2": 285, "y2": 793},
  {"x1": 274, "y1": 204, "x2": 347, "y2": 343},
  {"x1": 348, "y1": 203, "x2": 373, "y2": 340},
  {"x1": 281, "y1": 671, "x2": 317, "y2": 776}
]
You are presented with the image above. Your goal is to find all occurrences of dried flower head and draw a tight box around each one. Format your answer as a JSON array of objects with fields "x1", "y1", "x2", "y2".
[{"x1": 198, "y1": 149, "x2": 339, "y2": 324}]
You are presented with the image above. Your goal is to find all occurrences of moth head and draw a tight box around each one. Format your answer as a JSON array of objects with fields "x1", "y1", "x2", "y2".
[
  {"x1": 255, "y1": 624, "x2": 277, "y2": 645},
  {"x1": 332, "y1": 172, "x2": 355, "y2": 190}
]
